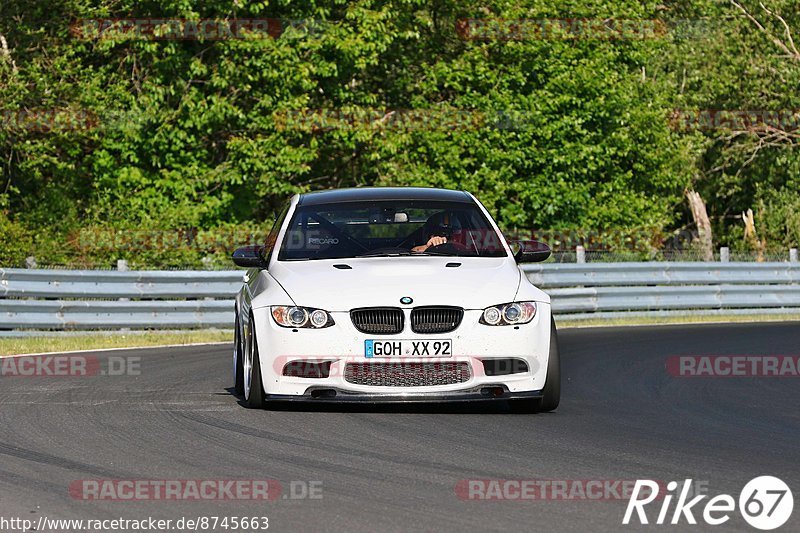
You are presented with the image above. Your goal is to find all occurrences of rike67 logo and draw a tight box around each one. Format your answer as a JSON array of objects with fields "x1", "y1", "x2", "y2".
[{"x1": 623, "y1": 476, "x2": 793, "y2": 530}]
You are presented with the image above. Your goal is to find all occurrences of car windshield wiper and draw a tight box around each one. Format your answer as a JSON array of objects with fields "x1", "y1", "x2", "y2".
[
  {"x1": 413, "y1": 250, "x2": 462, "y2": 257},
  {"x1": 355, "y1": 250, "x2": 475, "y2": 258},
  {"x1": 355, "y1": 250, "x2": 414, "y2": 258}
]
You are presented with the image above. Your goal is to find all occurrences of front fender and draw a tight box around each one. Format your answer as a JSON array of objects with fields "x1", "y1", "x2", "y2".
[{"x1": 514, "y1": 268, "x2": 551, "y2": 304}]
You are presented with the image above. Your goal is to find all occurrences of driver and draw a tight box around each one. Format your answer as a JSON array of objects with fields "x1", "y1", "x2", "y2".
[{"x1": 411, "y1": 212, "x2": 452, "y2": 253}]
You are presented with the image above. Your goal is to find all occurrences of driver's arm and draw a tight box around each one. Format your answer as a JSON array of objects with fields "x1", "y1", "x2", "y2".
[{"x1": 412, "y1": 235, "x2": 447, "y2": 253}]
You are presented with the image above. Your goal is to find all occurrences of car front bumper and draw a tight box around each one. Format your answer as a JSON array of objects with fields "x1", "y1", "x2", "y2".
[{"x1": 249, "y1": 303, "x2": 553, "y2": 400}]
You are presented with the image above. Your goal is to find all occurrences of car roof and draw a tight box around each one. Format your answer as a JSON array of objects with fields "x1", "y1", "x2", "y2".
[{"x1": 297, "y1": 187, "x2": 473, "y2": 206}]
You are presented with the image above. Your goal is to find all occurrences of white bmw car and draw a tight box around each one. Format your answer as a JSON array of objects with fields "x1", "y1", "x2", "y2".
[{"x1": 232, "y1": 187, "x2": 559, "y2": 412}]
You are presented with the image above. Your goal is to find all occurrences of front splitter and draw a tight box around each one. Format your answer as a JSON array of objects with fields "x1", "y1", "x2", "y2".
[{"x1": 264, "y1": 385, "x2": 543, "y2": 403}]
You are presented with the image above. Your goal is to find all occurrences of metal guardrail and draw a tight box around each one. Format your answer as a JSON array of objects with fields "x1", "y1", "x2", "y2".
[
  {"x1": 0, "y1": 269, "x2": 242, "y2": 329},
  {"x1": 1, "y1": 263, "x2": 799, "y2": 330},
  {"x1": 522, "y1": 262, "x2": 800, "y2": 315},
  {"x1": 0, "y1": 269, "x2": 242, "y2": 299}
]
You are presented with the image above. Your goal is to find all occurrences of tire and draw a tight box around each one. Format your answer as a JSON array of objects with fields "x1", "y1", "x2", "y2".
[
  {"x1": 234, "y1": 314, "x2": 244, "y2": 396},
  {"x1": 243, "y1": 314, "x2": 266, "y2": 409},
  {"x1": 510, "y1": 317, "x2": 561, "y2": 414}
]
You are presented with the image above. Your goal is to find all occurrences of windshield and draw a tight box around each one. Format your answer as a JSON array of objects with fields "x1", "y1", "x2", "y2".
[{"x1": 277, "y1": 200, "x2": 508, "y2": 261}]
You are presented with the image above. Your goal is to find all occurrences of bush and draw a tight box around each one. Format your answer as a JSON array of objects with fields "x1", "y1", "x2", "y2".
[{"x1": 0, "y1": 208, "x2": 34, "y2": 267}]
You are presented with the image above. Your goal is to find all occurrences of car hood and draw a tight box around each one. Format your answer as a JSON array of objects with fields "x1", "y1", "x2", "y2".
[{"x1": 266, "y1": 256, "x2": 528, "y2": 311}]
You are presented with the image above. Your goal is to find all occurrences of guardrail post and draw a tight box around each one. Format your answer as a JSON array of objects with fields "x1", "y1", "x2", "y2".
[
  {"x1": 117, "y1": 260, "x2": 130, "y2": 331},
  {"x1": 720, "y1": 247, "x2": 730, "y2": 263},
  {"x1": 25, "y1": 256, "x2": 37, "y2": 269},
  {"x1": 576, "y1": 245, "x2": 586, "y2": 264},
  {"x1": 791, "y1": 248, "x2": 798, "y2": 263}
]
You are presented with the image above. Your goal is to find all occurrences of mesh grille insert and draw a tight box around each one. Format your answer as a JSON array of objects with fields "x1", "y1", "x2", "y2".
[{"x1": 344, "y1": 362, "x2": 471, "y2": 387}]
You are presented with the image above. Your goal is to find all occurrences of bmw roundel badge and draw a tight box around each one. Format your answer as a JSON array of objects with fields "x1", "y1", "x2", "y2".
[{"x1": 400, "y1": 296, "x2": 413, "y2": 305}]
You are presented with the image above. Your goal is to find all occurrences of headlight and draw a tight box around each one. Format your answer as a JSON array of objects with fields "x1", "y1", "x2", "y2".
[
  {"x1": 309, "y1": 309, "x2": 329, "y2": 328},
  {"x1": 271, "y1": 306, "x2": 334, "y2": 328},
  {"x1": 482, "y1": 306, "x2": 502, "y2": 325},
  {"x1": 480, "y1": 302, "x2": 536, "y2": 326}
]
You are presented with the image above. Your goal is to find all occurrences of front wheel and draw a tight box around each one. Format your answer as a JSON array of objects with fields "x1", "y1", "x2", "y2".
[
  {"x1": 234, "y1": 314, "x2": 244, "y2": 396},
  {"x1": 243, "y1": 314, "x2": 266, "y2": 409},
  {"x1": 510, "y1": 318, "x2": 560, "y2": 414}
]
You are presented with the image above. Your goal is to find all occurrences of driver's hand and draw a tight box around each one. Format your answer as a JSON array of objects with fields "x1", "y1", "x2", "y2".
[
  {"x1": 427, "y1": 236, "x2": 447, "y2": 247},
  {"x1": 411, "y1": 236, "x2": 447, "y2": 253}
]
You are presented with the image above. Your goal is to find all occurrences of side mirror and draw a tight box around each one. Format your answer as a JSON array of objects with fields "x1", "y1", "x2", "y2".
[
  {"x1": 232, "y1": 246, "x2": 268, "y2": 269},
  {"x1": 512, "y1": 240, "x2": 551, "y2": 263}
]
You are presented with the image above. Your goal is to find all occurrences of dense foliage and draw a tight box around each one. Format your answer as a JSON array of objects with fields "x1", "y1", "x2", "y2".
[{"x1": 1, "y1": 0, "x2": 798, "y2": 267}]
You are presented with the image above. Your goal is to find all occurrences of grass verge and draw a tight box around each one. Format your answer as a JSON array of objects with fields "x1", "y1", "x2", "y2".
[
  {"x1": 557, "y1": 313, "x2": 800, "y2": 328},
  {"x1": 0, "y1": 330, "x2": 232, "y2": 357}
]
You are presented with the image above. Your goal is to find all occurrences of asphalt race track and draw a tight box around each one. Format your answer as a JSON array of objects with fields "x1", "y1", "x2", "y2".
[{"x1": 0, "y1": 323, "x2": 798, "y2": 532}]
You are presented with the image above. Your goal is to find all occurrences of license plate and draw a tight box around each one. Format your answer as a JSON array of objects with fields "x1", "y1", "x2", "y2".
[{"x1": 365, "y1": 339, "x2": 452, "y2": 358}]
